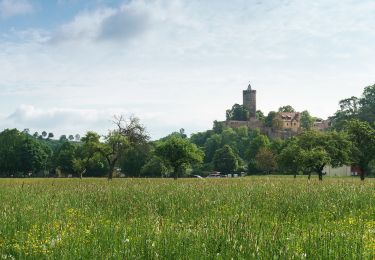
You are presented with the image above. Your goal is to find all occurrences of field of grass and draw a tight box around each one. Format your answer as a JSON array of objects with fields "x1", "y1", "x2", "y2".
[{"x1": 0, "y1": 177, "x2": 374, "y2": 259}]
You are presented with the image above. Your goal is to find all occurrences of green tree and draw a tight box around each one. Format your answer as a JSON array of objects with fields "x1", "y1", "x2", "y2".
[
  {"x1": 300, "y1": 110, "x2": 315, "y2": 130},
  {"x1": 204, "y1": 134, "x2": 222, "y2": 163},
  {"x1": 100, "y1": 131, "x2": 129, "y2": 180},
  {"x1": 226, "y1": 104, "x2": 249, "y2": 121},
  {"x1": 330, "y1": 96, "x2": 360, "y2": 130},
  {"x1": 73, "y1": 131, "x2": 102, "y2": 178},
  {"x1": 256, "y1": 110, "x2": 265, "y2": 122},
  {"x1": 120, "y1": 143, "x2": 151, "y2": 177},
  {"x1": 141, "y1": 156, "x2": 171, "y2": 177},
  {"x1": 213, "y1": 145, "x2": 239, "y2": 175},
  {"x1": 190, "y1": 130, "x2": 212, "y2": 148},
  {"x1": 255, "y1": 148, "x2": 277, "y2": 174},
  {"x1": 100, "y1": 115, "x2": 150, "y2": 180},
  {"x1": 53, "y1": 141, "x2": 77, "y2": 176},
  {"x1": 359, "y1": 84, "x2": 375, "y2": 124},
  {"x1": 300, "y1": 148, "x2": 331, "y2": 180},
  {"x1": 213, "y1": 120, "x2": 224, "y2": 134},
  {"x1": 19, "y1": 137, "x2": 50, "y2": 176},
  {"x1": 278, "y1": 105, "x2": 296, "y2": 113},
  {"x1": 156, "y1": 136, "x2": 203, "y2": 179},
  {"x1": 343, "y1": 119, "x2": 375, "y2": 180},
  {"x1": 278, "y1": 140, "x2": 304, "y2": 178},
  {"x1": 247, "y1": 134, "x2": 270, "y2": 158},
  {"x1": 265, "y1": 111, "x2": 277, "y2": 128},
  {"x1": 0, "y1": 129, "x2": 27, "y2": 176},
  {"x1": 297, "y1": 130, "x2": 352, "y2": 180}
]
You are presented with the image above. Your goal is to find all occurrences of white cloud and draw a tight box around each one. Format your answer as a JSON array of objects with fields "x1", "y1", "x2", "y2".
[
  {"x1": 0, "y1": 0, "x2": 33, "y2": 18},
  {"x1": 2, "y1": 104, "x2": 211, "y2": 139},
  {"x1": 6, "y1": 105, "x2": 113, "y2": 132},
  {"x1": 50, "y1": 0, "x2": 195, "y2": 44},
  {"x1": 50, "y1": 1, "x2": 156, "y2": 44},
  {"x1": 1, "y1": 0, "x2": 375, "y2": 138}
]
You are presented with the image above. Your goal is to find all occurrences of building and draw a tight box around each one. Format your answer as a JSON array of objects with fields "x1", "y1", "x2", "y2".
[
  {"x1": 313, "y1": 118, "x2": 330, "y2": 131},
  {"x1": 222, "y1": 84, "x2": 329, "y2": 138},
  {"x1": 243, "y1": 84, "x2": 257, "y2": 118},
  {"x1": 324, "y1": 165, "x2": 351, "y2": 177},
  {"x1": 277, "y1": 112, "x2": 301, "y2": 133}
]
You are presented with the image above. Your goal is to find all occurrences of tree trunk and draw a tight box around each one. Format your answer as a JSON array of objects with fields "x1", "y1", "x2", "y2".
[
  {"x1": 308, "y1": 173, "x2": 311, "y2": 180},
  {"x1": 108, "y1": 162, "x2": 115, "y2": 180},
  {"x1": 360, "y1": 169, "x2": 365, "y2": 181},
  {"x1": 318, "y1": 166, "x2": 324, "y2": 181},
  {"x1": 293, "y1": 173, "x2": 297, "y2": 179},
  {"x1": 173, "y1": 168, "x2": 178, "y2": 180}
]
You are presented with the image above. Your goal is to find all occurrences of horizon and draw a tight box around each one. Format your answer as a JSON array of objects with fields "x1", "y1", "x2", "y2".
[{"x1": 0, "y1": 0, "x2": 374, "y2": 139}]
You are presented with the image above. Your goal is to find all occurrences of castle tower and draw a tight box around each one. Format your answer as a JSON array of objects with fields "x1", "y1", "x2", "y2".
[{"x1": 243, "y1": 83, "x2": 256, "y2": 118}]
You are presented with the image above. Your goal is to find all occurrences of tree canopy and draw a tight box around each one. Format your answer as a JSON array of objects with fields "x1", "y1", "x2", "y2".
[
  {"x1": 156, "y1": 136, "x2": 204, "y2": 179},
  {"x1": 226, "y1": 104, "x2": 249, "y2": 121}
]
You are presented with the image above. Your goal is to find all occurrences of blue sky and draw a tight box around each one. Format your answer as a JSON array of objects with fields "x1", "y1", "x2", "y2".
[{"x1": 0, "y1": 0, "x2": 374, "y2": 139}]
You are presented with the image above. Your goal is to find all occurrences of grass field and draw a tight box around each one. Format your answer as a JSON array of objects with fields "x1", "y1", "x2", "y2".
[{"x1": 0, "y1": 177, "x2": 374, "y2": 259}]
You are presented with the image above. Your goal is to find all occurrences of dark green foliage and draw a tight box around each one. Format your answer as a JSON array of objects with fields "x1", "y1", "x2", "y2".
[
  {"x1": 300, "y1": 110, "x2": 315, "y2": 130},
  {"x1": 141, "y1": 156, "x2": 171, "y2": 177},
  {"x1": 213, "y1": 145, "x2": 239, "y2": 174},
  {"x1": 120, "y1": 144, "x2": 151, "y2": 177},
  {"x1": 212, "y1": 120, "x2": 224, "y2": 134},
  {"x1": 53, "y1": 141, "x2": 77, "y2": 175},
  {"x1": 278, "y1": 105, "x2": 295, "y2": 113},
  {"x1": 247, "y1": 134, "x2": 270, "y2": 158},
  {"x1": 278, "y1": 130, "x2": 352, "y2": 180},
  {"x1": 156, "y1": 136, "x2": 204, "y2": 179},
  {"x1": 204, "y1": 134, "x2": 222, "y2": 163},
  {"x1": 0, "y1": 129, "x2": 51, "y2": 177},
  {"x1": 190, "y1": 130, "x2": 213, "y2": 148},
  {"x1": 265, "y1": 111, "x2": 277, "y2": 128},
  {"x1": 19, "y1": 137, "x2": 51, "y2": 176},
  {"x1": 255, "y1": 148, "x2": 277, "y2": 174},
  {"x1": 343, "y1": 119, "x2": 375, "y2": 180},
  {"x1": 256, "y1": 110, "x2": 265, "y2": 122},
  {"x1": 226, "y1": 104, "x2": 249, "y2": 121},
  {"x1": 331, "y1": 84, "x2": 375, "y2": 129},
  {"x1": 359, "y1": 84, "x2": 375, "y2": 123}
]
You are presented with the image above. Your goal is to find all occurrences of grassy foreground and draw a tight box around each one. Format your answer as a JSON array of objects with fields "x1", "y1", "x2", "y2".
[{"x1": 0, "y1": 177, "x2": 374, "y2": 259}]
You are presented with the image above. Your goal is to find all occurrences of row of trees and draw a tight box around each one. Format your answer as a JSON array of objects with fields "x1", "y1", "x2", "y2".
[
  {"x1": 0, "y1": 117, "x2": 204, "y2": 180},
  {"x1": 0, "y1": 85, "x2": 373, "y2": 180}
]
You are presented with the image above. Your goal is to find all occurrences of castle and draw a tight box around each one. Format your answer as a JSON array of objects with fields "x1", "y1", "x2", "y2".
[
  {"x1": 223, "y1": 83, "x2": 329, "y2": 138},
  {"x1": 243, "y1": 84, "x2": 257, "y2": 117}
]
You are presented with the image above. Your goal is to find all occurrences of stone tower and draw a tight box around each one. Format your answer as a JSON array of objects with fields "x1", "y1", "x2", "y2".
[{"x1": 243, "y1": 83, "x2": 256, "y2": 118}]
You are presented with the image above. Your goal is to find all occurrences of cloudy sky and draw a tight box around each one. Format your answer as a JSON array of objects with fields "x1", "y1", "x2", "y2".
[{"x1": 0, "y1": 0, "x2": 374, "y2": 139}]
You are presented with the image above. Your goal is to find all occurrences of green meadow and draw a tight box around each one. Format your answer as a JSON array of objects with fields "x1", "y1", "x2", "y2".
[{"x1": 0, "y1": 177, "x2": 374, "y2": 259}]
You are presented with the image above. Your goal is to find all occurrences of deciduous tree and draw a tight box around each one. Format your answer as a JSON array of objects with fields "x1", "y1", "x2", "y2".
[
  {"x1": 213, "y1": 145, "x2": 239, "y2": 175},
  {"x1": 156, "y1": 136, "x2": 203, "y2": 179}
]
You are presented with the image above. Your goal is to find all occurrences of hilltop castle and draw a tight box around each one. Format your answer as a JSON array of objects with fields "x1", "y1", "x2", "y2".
[
  {"x1": 223, "y1": 83, "x2": 329, "y2": 138},
  {"x1": 243, "y1": 84, "x2": 257, "y2": 118}
]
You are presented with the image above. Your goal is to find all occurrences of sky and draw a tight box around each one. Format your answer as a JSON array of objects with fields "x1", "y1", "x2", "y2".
[{"x1": 0, "y1": 0, "x2": 374, "y2": 139}]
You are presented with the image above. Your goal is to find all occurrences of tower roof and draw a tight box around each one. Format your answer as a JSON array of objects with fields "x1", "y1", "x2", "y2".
[{"x1": 247, "y1": 83, "x2": 252, "y2": 91}]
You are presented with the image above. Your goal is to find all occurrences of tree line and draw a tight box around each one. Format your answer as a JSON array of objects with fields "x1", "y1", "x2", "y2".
[{"x1": 0, "y1": 85, "x2": 374, "y2": 180}]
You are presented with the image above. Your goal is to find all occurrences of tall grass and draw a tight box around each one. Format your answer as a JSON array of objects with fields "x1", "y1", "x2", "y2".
[{"x1": 0, "y1": 177, "x2": 374, "y2": 259}]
